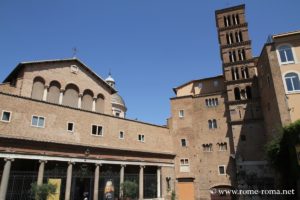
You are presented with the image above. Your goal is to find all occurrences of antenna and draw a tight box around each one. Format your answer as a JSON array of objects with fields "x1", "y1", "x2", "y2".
[{"x1": 72, "y1": 47, "x2": 78, "y2": 58}]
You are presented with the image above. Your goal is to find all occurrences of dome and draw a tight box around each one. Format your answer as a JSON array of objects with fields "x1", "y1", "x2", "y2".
[
  {"x1": 105, "y1": 75, "x2": 115, "y2": 83},
  {"x1": 111, "y1": 93, "x2": 126, "y2": 109}
]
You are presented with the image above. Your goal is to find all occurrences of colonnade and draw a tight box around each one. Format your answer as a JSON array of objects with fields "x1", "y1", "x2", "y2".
[{"x1": 0, "y1": 158, "x2": 162, "y2": 200}]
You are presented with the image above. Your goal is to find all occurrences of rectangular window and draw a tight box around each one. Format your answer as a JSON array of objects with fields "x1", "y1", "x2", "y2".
[
  {"x1": 1, "y1": 111, "x2": 11, "y2": 122},
  {"x1": 67, "y1": 122, "x2": 74, "y2": 132},
  {"x1": 218, "y1": 165, "x2": 226, "y2": 175},
  {"x1": 91, "y1": 125, "x2": 103, "y2": 136},
  {"x1": 179, "y1": 110, "x2": 184, "y2": 118},
  {"x1": 180, "y1": 158, "x2": 190, "y2": 172},
  {"x1": 31, "y1": 116, "x2": 45, "y2": 128},
  {"x1": 181, "y1": 139, "x2": 187, "y2": 147},
  {"x1": 138, "y1": 134, "x2": 145, "y2": 142},
  {"x1": 119, "y1": 131, "x2": 124, "y2": 139}
]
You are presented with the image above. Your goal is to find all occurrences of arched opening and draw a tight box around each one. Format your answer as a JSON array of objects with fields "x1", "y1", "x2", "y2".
[
  {"x1": 81, "y1": 89, "x2": 94, "y2": 111},
  {"x1": 226, "y1": 33, "x2": 230, "y2": 44},
  {"x1": 239, "y1": 31, "x2": 243, "y2": 42},
  {"x1": 231, "y1": 68, "x2": 235, "y2": 80},
  {"x1": 95, "y1": 94, "x2": 105, "y2": 113},
  {"x1": 246, "y1": 86, "x2": 252, "y2": 99},
  {"x1": 47, "y1": 81, "x2": 61, "y2": 104},
  {"x1": 240, "y1": 89, "x2": 247, "y2": 99},
  {"x1": 213, "y1": 119, "x2": 217, "y2": 128},
  {"x1": 208, "y1": 120, "x2": 213, "y2": 129},
  {"x1": 235, "y1": 68, "x2": 239, "y2": 80},
  {"x1": 234, "y1": 87, "x2": 241, "y2": 100},
  {"x1": 229, "y1": 33, "x2": 233, "y2": 44},
  {"x1": 232, "y1": 50, "x2": 237, "y2": 62},
  {"x1": 242, "y1": 49, "x2": 246, "y2": 60},
  {"x1": 236, "y1": 14, "x2": 240, "y2": 24},
  {"x1": 63, "y1": 84, "x2": 79, "y2": 108},
  {"x1": 235, "y1": 32, "x2": 239, "y2": 43},
  {"x1": 31, "y1": 76, "x2": 45, "y2": 100},
  {"x1": 227, "y1": 15, "x2": 231, "y2": 26}
]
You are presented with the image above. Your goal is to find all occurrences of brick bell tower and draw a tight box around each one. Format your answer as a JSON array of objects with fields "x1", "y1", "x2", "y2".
[{"x1": 215, "y1": 4, "x2": 269, "y2": 188}]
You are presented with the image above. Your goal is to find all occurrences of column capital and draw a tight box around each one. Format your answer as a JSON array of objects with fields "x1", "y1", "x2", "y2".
[
  {"x1": 95, "y1": 163, "x2": 102, "y2": 167},
  {"x1": 44, "y1": 85, "x2": 50, "y2": 89},
  {"x1": 140, "y1": 165, "x2": 145, "y2": 169},
  {"x1": 4, "y1": 158, "x2": 14, "y2": 162},
  {"x1": 39, "y1": 160, "x2": 47, "y2": 164},
  {"x1": 121, "y1": 164, "x2": 126, "y2": 168},
  {"x1": 78, "y1": 93, "x2": 83, "y2": 97},
  {"x1": 68, "y1": 161, "x2": 75, "y2": 165},
  {"x1": 93, "y1": 97, "x2": 97, "y2": 100},
  {"x1": 60, "y1": 88, "x2": 65, "y2": 92}
]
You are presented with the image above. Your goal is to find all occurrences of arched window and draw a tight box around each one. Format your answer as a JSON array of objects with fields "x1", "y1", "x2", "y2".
[
  {"x1": 239, "y1": 31, "x2": 243, "y2": 42},
  {"x1": 242, "y1": 49, "x2": 246, "y2": 60},
  {"x1": 236, "y1": 14, "x2": 240, "y2": 24},
  {"x1": 226, "y1": 33, "x2": 230, "y2": 44},
  {"x1": 246, "y1": 86, "x2": 252, "y2": 99},
  {"x1": 231, "y1": 68, "x2": 235, "y2": 80},
  {"x1": 205, "y1": 99, "x2": 209, "y2": 107},
  {"x1": 215, "y1": 98, "x2": 219, "y2": 106},
  {"x1": 224, "y1": 16, "x2": 228, "y2": 27},
  {"x1": 82, "y1": 89, "x2": 94, "y2": 111},
  {"x1": 212, "y1": 99, "x2": 215, "y2": 106},
  {"x1": 229, "y1": 33, "x2": 233, "y2": 44},
  {"x1": 208, "y1": 120, "x2": 213, "y2": 129},
  {"x1": 278, "y1": 45, "x2": 295, "y2": 64},
  {"x1": 47, "y1": 81, "x2": 61, "y2": 104},
  {"x1": 208, "y1": 99, "x2": 212, "y2": 107},
  {"x1": 234, "y1": 87, "x2": 241, "y2": 100},
  {"x1": 227, "y1": 15, "x2": 232, "y2": 26},
  {"x1": 245, "y1": 67, "x2": 249, "y2": 78},
  {"x1": 63, "y1": 84, "x2": 79, "y2": 108},
  {"x1": 229, "y1": 51, "x2": 233, "y2": 62},
  {"x1": 31, "y1": 77, "x2": 45, "y2": 100},
  {"x1": 235, "y1": 67, "x2": 240, "y2": 80},
  {"x1": 233, "y1": 51, "x2": 237, "y2": 62},
  {"x1": 235, "y1": 32, "x2": 239, "y2": 43},
  {"x1": 285, "y1": 72, "x2": 300, "y2": 92},
  {"x1": 95, "y1": 94, "x2": 105, "y2": 113},
  {"x1": 212, "y1": 119, "x2": 217, "y2": 128}
]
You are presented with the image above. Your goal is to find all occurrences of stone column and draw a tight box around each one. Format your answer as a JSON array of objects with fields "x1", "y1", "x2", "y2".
[
  {"x1": 93, "y1": 164, "x2": 101, "y2": 200},
  {"x1": 0, "y1": 158, "x2": 14, "y2": 200},
  {"x1": 78, "y1": 94, "x2": 82, "y2": 109},
  {"x1": 59, "y1": 89, "x2": 64, "y2": 105},
  {"x1": 42, "y1": 85, "x2": 49, "y2": 101},
  {"x1": 92, "y1": 98, "x2": 96, "y2": 112},
  {"x1": 65, "y1": 162, "x2": 74, "y2": 200},
  {"x1": 37, "y1": 160, "x2": 47, "y2": 186},
  {"x1": 119, "y1": 165, "x2": 125, "y2": 198},
  {"x1": 139, "y1": 165, "x2": 144, "y2": 200},
  {"x1": 157, "y1": 167, "x2": 161, "y2": 198}
]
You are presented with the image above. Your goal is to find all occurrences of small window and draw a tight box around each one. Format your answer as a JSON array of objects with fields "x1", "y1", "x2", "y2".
[
  {"x1": 278, "y1": 45, "x2": 294, "y2": 64},
  {"x1": 70, "y1": 65, "x2": 79, "y2": 73},
  {"x1": 115, "y1": 112, "x2": 120, "y2": 117},
  {"x1": 203, "y1": 144, "x2": 213, "y2": 152},
  {"x1": 218, "y1": 143, "x2": 227, "y2": 151},
  {"x1": 119, "y1": 131, "x2": 124, "y2": 139},
  {"x1": 180, "y1": 158, "x2": 189, "y2": 165},
  {"x1": 138, "y1": 134, "x2": 145, "y2": 142},
  {"x1": 179, "y1": 110, "x2": 184, "y2": 118},
  {"x1": 181, "y1": 139, "x2": 187, "y2": 147},
  {"x1": 31, "y1": 116, "x2": 45, "y2": 128},
  {"x1": 67, "y1": 122, "x2": 74, "y2": 132},
  {"x1": 1, "y1": 111, "x2": 11, "y2": 123},
  {"x1": 218, "y1": 165, "x2": 226, "y2": 175},
  {"x1": 91, "y1": 125, "x2": 103, "y2": 136}
]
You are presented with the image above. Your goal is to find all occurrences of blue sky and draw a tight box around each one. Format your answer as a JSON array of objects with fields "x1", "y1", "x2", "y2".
[{"x1": 0, "y1": 0, "x2": 299, "y2": 125}]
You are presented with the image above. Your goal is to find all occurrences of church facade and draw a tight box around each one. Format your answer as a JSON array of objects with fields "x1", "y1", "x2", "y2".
[{"x1": 0, "y1": 4, "x2": 300, "y2": 200}]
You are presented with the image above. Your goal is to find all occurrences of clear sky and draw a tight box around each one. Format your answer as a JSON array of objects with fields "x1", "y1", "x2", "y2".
[{"x1": 0, "y1": 0, "x2": 299, "y2": 125}]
